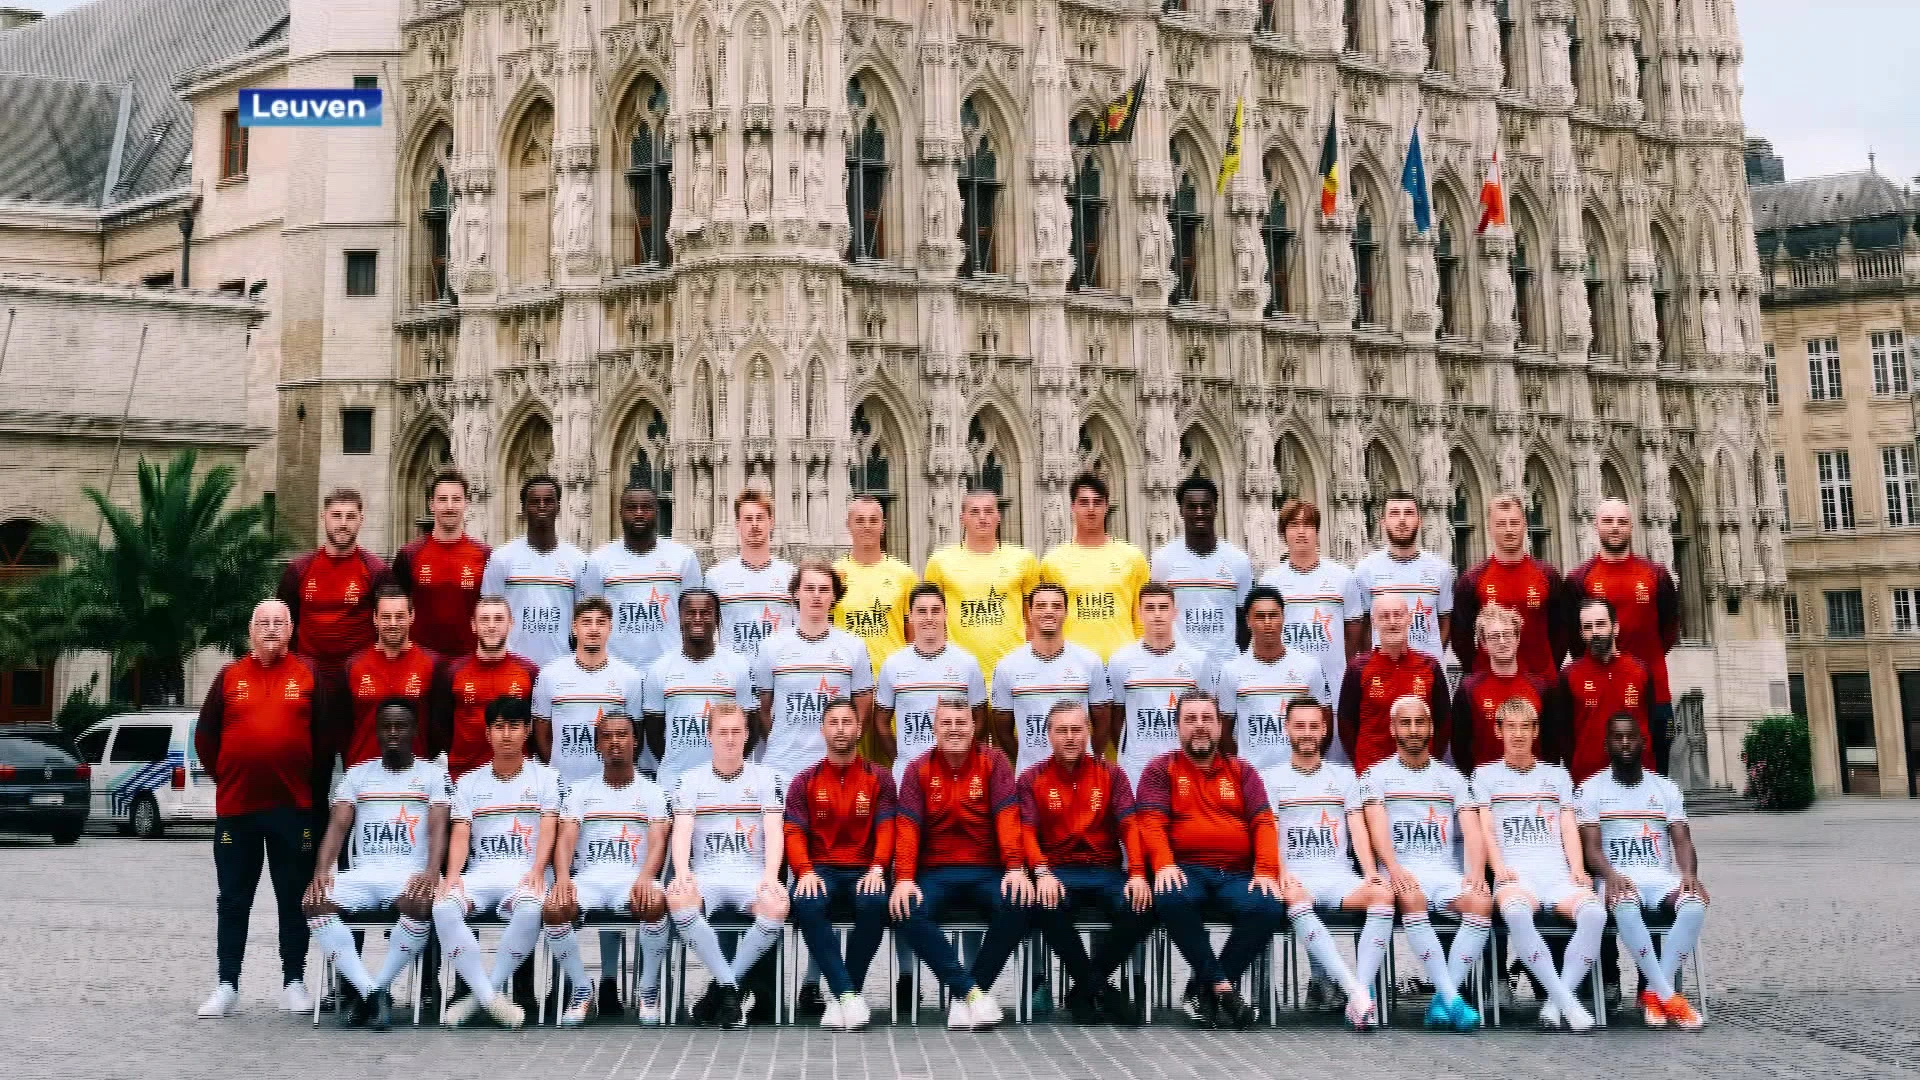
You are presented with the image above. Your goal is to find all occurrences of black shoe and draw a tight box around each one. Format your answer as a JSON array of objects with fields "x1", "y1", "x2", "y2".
[
  {"x1": 512, "y1": 963, "x2": 538, "y2": 1016},
  {"x1": 796, "y1": 983, "x2": 828, "y2": 1018},
  {"x1": 598, "y1": 978, "x2": 622, "y2": 1019},
  {"x1": 717, "y1": 986, "x2": 747, "y2": 1030},
  {"x1": 691, "y1": 984, "x2": 722, "y2": 1027},
  {"x1": 1064, "y1": 984, "x2": 1103, "y2": 1024},
  {"x1": 1215, "y1": 987, "x2": 1258, "y2": 1031},
  {"x1": 366, "y1": 988, "x2": 393, "y2": 1032},
  {"x1": 336, "y1": 985, "x2": 367, "y2": 1028},
  {"x1": 895, "y1": 975, "x2": 914, "y2": 1018},
  {"x1": 1098, "y1": 982, "x2": 1141, "y2": 1027},
  {"x1": 1182, "y1": 983, "x2": 1218, "y2": 1029}
]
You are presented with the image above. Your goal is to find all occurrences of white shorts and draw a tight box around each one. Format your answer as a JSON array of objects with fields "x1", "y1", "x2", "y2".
[
  {"x1": 1385, "y1": 865, "x2": 1465, "y2": 910},
  {"x1": 1294, "y1": 867, "x2": 1366, "y2": 907},
  {"x1": 328, "y1": 867, "x2": 412, "y2": 912},
  {"x1": 574, "y1": 872, "x2": 653, "y2": 914},
  {"x1": 694, "y1": 874, "x2": 762, "y2": 916},
  {"x1": 451, "y1": 866, "x2": 544, "y2": 917},
  {"x1": 1601, "y1": 869, "x2": 1682, "y2": 911},
  {"x1": 1508, "y1": 869, "x2": 1590, "y2": 911}
]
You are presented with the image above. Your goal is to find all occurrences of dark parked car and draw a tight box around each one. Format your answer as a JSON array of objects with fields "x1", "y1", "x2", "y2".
[{"x1": 0, "y1": 725, "x2": 91, "y2": 843}]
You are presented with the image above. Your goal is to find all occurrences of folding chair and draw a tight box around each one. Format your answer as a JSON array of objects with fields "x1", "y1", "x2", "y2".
[
  {"x1": 310, "y1": 906, "x2": 428, "y2": 1027},
  {"x1": 664, "y1": 911, "x2": 787, "y2": 1026},
  {"x1": 435, "y1": 912, "x2": 554, "y2": 1024},
  {"x1": 776, "y1": 895, "x2": 898, "y2": 1026},
  {"x1": 1031, "y1": 905, "x2": 1150, "y2": 1023},
  {"x1": 1485, "y1": 909, "x2": 1610, "y2": 1029},
  {"x1": 1268, "y1": 908, "x2": 1392, "y2": 1023},
  {"x1": 1376, "y1": 910, "x2": 1494, "y2": 1027}
]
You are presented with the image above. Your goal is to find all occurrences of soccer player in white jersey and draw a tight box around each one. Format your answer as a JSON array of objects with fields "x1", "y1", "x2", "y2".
[
  {"x1": 1352, "y1": 492, "x2": 1454, "y2": 663},
  {"x1": 1215, "y1": 586, "x2": 1334, "y2": 772},
  {"x1": 1361, "y1": 694, "x2": 1492, "y2": 1033},
  {"x1": 753, "y1": 561, "x2": 876, "y2": 779},
  {"x1": 707, "y1": 489, "x2": 797, "y2": 664},
  {"x1": 1149, "y1": 476, "x2": 1252, "y2": 665},
  {"x1": 432, "y1": 696, "x2": 561, "y2": 1029},
  {"x1": 1259, "y1": 698, "x2": 1390, "y2": 1030},
  {"x1": 481, "y1": 475, "x2": 588, "y2": 666},
  {"x1": 645, "y1": 588, "x2": 757, "y2": 790},
  {"x1": 876, "y1": 583, "x2": 988, "y2": 779},
  {"x1": 1577, "y1": 712, "x2": 1708, "y2": 1030},
  {"x1": 541, "y1": 709, "x2": 672, "y2": 1025},
  {"x1": 1107, "y1": 582, "x2": 1212, "y2": 784},
  {"x1": 533, "y1": 597, "x2": 646, "y2": 784},
  {"x1": 1258, "y1": 500, "x2": 1368, "y2": 761},
  {"x1": 1475, "y1": 697, "x2": 1603, "y2": 1032},
  {"x1": 579, "y1": 483, "x2": 703, "y2": 674},
  {"x1": 303, "y1": 699, "x2": 450, "y2": 1031},
  {"x1": 666, "y1": 702, "x2": 789, "y2": 1029},
  {"x1": 989, "y1": 582, "x2": 1111, "y2": 772}
]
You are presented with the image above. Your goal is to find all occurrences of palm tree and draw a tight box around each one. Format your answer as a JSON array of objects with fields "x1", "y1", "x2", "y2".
[
  {"x1": 0, "y1": 582, "x2": 39, "y2": 672},
  {"x1": 30, "y1": 451, "x2": 285, "y2": 707}
]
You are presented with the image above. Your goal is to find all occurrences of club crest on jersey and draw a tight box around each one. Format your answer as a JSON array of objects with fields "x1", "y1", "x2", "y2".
[
  {"x1": 968, "y1": 775, "x2": 984, "y2": 800},
  {"x1": 1368, "y1": 675, "x2": 1386, "y2": 698},
  {"x1": 404, "y1": 672, "x2": 423, "y2": 694},
  {"x1": 853, "y1": 791, "x2": 870, "y2": 816},
  {"x1": 1623, "y1": 683, "x2": 1641, "y2": 707},
  {"x1": 284, "y1": 679, "x2": 304, "y2": 700},
  {"x1": 303, "y1": 578, "x2": 319, "y2": 600},
  {"x1": 1410, "y1": 676, "x2": 1428, "y2": 695},
  {"x1": 1524, "y1": 584, "x2": 1542, "y2": 608},
  {"x1": 1217, "y1": 777, "x2": 1236, "y2": 801},
  {"x1": 1635, "y1": 580, "x2": 1651, "y2": 602},
  {"x1": 460, "y1": 565, "x2": 477, "y2": 588},
  {"x1": 344, "y1": 581, "x2": 361, "y2": 605},
  {"x1": 358, "y1": 674, "x2": 376, "y2": 696},
  {"x1": 1088, "y1": 786, "x2": 1104, "y2": 812},
  {"x1": 235, "y1": 679, "x2": 251, "y2": 701},
  {"x1": 1047, "y1": 786, "x2": 1063, "y2": 811}
]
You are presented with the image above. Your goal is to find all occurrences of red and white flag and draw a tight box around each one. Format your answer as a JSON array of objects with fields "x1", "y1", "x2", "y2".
[{"x1": 1478, "y1": 150, "x2": 1508, "y2": 234}]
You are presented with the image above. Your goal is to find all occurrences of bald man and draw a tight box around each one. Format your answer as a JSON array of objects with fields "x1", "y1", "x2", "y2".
[
  {"x1": 1564, "y1": 499, "x2": 1680, "y2": 773},
  {"x1": 197, "y1": 600, "x2": 328, "y2": 1018}
]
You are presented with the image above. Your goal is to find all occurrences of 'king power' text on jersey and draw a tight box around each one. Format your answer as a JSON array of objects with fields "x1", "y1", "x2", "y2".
[
  {"x1": 482, "y1": 538, "x2": 588, "y2": 667},
  {"x1": 1150, "y1": 540, "x2": 1254, "y2": 664}
]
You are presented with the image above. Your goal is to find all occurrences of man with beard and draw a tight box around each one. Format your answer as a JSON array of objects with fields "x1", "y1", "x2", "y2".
[
  {"x1": 1352, "y1": 493, "x2": 1454, "y2": 663},
  {"x1": 1565, "y1": 499, "x2": 1681, "y2": 773},
  {"x1": 579, "y1": 484, "x2": 703, "y2": 687},
  {"x1": 1559, "y1": 597, "x2": 1658, "y2": 783},
  {"x1": 1451, "y1": 494, "x2": 1570, "y2": 677},
  {"x1": 430, "y1": 597, "x2": 538, "y2": 780},
  {"x1": 1150, "y1": 476, "x2": 1254, "y2": 666},
  {"x1": 342, "y1": 587, "x2": 438, "y2": 768},
  {"x1": 482, "y1": 475, "x2": 588, "y2": 667},
  {"x1": 394, "y1": 470, "x2": 491, "y2": 659}
]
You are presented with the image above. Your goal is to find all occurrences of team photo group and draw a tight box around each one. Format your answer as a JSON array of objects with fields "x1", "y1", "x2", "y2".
[{"x1": 195, "y1": 463, "x2": 1707, "y2": 1037}]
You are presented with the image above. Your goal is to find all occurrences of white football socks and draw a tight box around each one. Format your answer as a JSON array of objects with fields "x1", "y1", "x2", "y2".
[
  {"x1": 309, "y1": 914, "x2": 373, "y2": 997},
  {"x1": 370, "y1": 915, "x2": 431, "y2": 992},
  {"x1": 1445, "y1": 913, "x2": 1492, "y2": 994}
]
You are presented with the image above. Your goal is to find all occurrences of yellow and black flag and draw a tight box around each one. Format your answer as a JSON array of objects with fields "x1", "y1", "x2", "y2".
[
  {"x1": 1091, "y1": 71, "x2": 1147, "y2": 144},
  {"x1": 1217, "y1": 95, "x2": 1244, "y2": 194}
]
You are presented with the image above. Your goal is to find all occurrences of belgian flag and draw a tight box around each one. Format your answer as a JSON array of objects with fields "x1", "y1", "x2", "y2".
[
  {"x1": 1092, "y1": 72, "x2": 1147, "y2": 144},
  {"x1": 1318, "y1": 113, "x2": 1339, "y2": 217},
  {"x1": 1216, "y1": 95, "x2": 1243, "y2": 194}
]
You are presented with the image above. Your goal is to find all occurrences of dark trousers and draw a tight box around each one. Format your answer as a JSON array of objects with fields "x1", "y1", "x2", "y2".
[
  {"x1": 1154, "y1": 864, "x2": 1284, "y2": 988},
  {"x1": 789, "y1": 867, "x2": 890, "y2": 997},
  {"x1": 214, "y1": 808, "x2": 317, "y2": 987},
  {"x1": 1030, "y1": 866, "x2": 1154, "y2": 990},
  {"x1": 897, "y1": 866, "x2": 1031, "y2": 996}
]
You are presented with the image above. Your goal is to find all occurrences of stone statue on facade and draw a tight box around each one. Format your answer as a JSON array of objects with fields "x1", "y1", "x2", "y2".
[
  {"x1": 1631, "y1": 286, "x2": 1657, "y2": 345},
  {"x1": 1388, "y1": 0, "x2": 1415, "y2": 44},
  {"x1": 1559, "y1": 273, "x2": 1587, "y2": 346},
  {"x1": 1486, "y1": 263, "x2": 1515, "y2": 328},
  {"x1": 805, "y1": 141, "x2": 826, "y2": 218},
  {"x1": 1701, "y1": 290, "x2": 1724, "y2": 352},
  {"x1": 1542, "y1": 26, "x2": 1571, "y2": 91},
  {"x1": 1719, "y1": 524, "x2": 1744, "y2": 587},
  {"x1": 745, "y1": 133, "x2": 772, "y2": 219},
  {"x1": 1681, "y1": 64, "x2": 1702, "y2": 115},
  {"x1": 1233, "y1": 219, "x2": 1259, "y2": 293},
  {"x1": 1322, "y1": 234, "x2": 1355, "y2": 310},
  {"x1": 564, "y1": 184, "x2": 592, "y2": 255},
  {"x1": 808, "y1": 463, "x2": 831, "y2": 539},
  {"x1": 747, "y1": 364, "x2": 772, "y2": 437},
  {"x1": 689, "y1": 142, "x2": 713, "y2": 223},
  {"x1": 1465, "y1": 1, "x2": 1492, "y2": 74},
  {"x1": 691, "y1": 467, "x2": 714, "y2": 539}
]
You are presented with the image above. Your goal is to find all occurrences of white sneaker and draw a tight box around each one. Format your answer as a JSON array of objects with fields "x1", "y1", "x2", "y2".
[
  {"x1": 819, "y1": 997, "x2": 845, "y2": 1031},
  {"x1": 559, "y1": 986, "x2": 594, "y2": 1027},
  {"x1": 1538, "y1": 1000, "x2": 1562, "y2": 1030},
  {"x1": 197, "y1": 982, "x2": 238, "y2": 1018},
  {"x1": 441, "y1": 993, "x2": 484, "y2": 1027},
  {"x1": 635, "y1": 990, "x2": 663, "y2": 1026},
  {"x1": 483, "y1": 993, "x2": 527, "y2": 1030},
  {"x1": 1561, "y1": 1000, "x2": 1597, "y2": 1033},
  {"x1": 967, "y1": 992, "x2": 1003, "y2": 1029},
  {"x1": 946, "y1": 998, "x2": 974, "y2": 1029},
  {"x1": 840, "y1": 992, "x2": 871, "y2": 1031},
  {"x1": 281, "y1": 980, "x2": 313, "y2": 1013}
]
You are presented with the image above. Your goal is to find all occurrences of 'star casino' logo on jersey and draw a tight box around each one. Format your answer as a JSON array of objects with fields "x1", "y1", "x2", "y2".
[
  {"x1": 1286, "y1": 810, "x2": 1341, "y2": 859},
  {"x1": 586, "y1": 824, "x2": 646, "y2": 865},
  {"x1": 477, "y1": 817, "x2": 537, "y2": 860},
  {"x1": 1500, "y1": 805, "x2": 1556, "y2": 848},
  {"x1": 1134, "y1": 694, "x2": 1181, "y2": 742},
  {"x1": 1239, "y1": 705, "x2": 1287, "y2": 749},
  {"x1": 1392, "y1": 805, "x2": 1451, "y2": 856},
  {"x1": 732, "y1": 608, "x2": 782, "y2": 650},
  {"x1": 558, "y1": 716, "x2": 599, "y2": 755},
  {"x1": 959, "y1": 588, "x2": 1008, "y2": 629},
  {"x1": 843, "y1": 599, "x2": 893, "y2": 638},
  {"x1": 705, "y1": 817, "x2": 759, "y2": 858},
  {"x1": 1284, "y1": 609, "x2": 1338, "y2": 651},
  {"x1": 1607, "y1": 823, "x2": 1665, "y2": 867},
  {"x1": 784, "y1": 677, "x2": 840, "y2": 727},
  {"x1": 616, "y1": 588, "x2": 671, "y2": 634},
  {"x1": 670, "y1": 702, "x2": 714, "y2": 750},
  {"x1": 358, "y1": 806, "x2": 422, "y2": 855}
]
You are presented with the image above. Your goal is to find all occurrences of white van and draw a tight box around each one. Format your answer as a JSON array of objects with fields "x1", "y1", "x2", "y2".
[{"x1": 74, "y1": 711, "x2": 215, "y2": 838}]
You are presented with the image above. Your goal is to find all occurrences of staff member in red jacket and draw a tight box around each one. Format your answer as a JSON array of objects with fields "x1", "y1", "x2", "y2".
[
  {"x1": 1559, "y1": 597, "x2": 1658, "y2": 781},
  {"x1": 1136, "y1": 691, "x2": 1282, "y2": 1031},
  {"x1": 784, "y1": 698, "x2": 895, "y2": 1032},
  {"x1": 1019, "y1": 700, "x2": 1151, "y2": 1026},
  {"x1": 1338, "y1": 595, "x2": 1451, "y2": 774},
  {"x1": 393, "y1": 469, "x2": 492, "y2": 658},
  {"x1": 194, "y1": 599, "x2": 326, "y2": 1019},
  {"x1": 1449, "y1": 494, "x2": 1569, "y2": 677},
  {"x1": 342, "y1": 586, "x2": 440, "y2": 767},
  {"x1": 430, "y1": 596, "x2": 540, "y2": 779},
  {"x1": 1450, "y1": 601, "x2": 1565, "y2": 768},
  {"x1": 889, "y1": 696, "x2": 1031, "y2": 1031},
  {"x1": 1564, "y1": 498, "x2": 1680, "y2": 771}
]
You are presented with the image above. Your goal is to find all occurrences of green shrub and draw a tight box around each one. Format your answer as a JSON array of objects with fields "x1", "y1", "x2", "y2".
[
  {"x1": 1742, "y1": 713, "x2": 1815, "y2": 810},
  {"x1": 53, "y1": 674, "x2": 133, "y2": 738}
]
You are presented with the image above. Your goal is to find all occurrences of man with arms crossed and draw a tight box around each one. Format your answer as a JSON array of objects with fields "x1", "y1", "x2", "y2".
[
  {"x1": 708, "y1": 490, "x2": 797, "y2": 665},
  {"x1": 1259, "y1": 500, "x2": 1368, "y2": 761},
  {"x1": 923, "y1": 489, "x2": 1040, "y2": 685},
  {"x1": 1019, "y1": 701, "x2": 1151, "y2": 1025},
  {"x1": 430, "y1": 597, "x2": 538, "y2": 781},
  {"x1": 1352, "y1": 493, "x2": 1454, "y2": 663},
  {"x1": 990, "y1": 582, "x2": 1111, "y2": 772},
  {"x1": 644, "y1": 588, "x2": 757, "y2": 792},
  {"x1": 1566, "y1": 499, "x2": 1681, "y2": 773},
  {"x1": 304, "y1": 699, "x2": 449, "y2": 1030},
  {"x1": 394, "y1": 470, "x2": 491, "y2": 658},
  {"x1": 874, "y1": 583, "x2": 988, "y2": 778},
  {"x1": 1259, "y1": 697, "x2": 1390, "y2": 1029},
  {"x1": 541, "y1": 709, "x2": 672, "y2": 1025},
  {"x1": 1215, "y1": 586, "x2": 1334, "y2": 774},
  {"x1": 1040, "y1": 471, "x2": 1150, "y2": 661},
  {"x1": 1136, "y1": 692, "x2": 1283, "y2": 1030},
  {"x1": 1339, "y1": 595, "x2": 1451, "y2": 775},
  {"x1": 1577, "y1": 713, "x2": 1708, "y2": 1030},
  {"x1": 482, "y1": 475, "x2": 588, "y2": 668},
  {"x1": 433, "y1": 696, "x2": 560, "y2": 1029},
  {"x1": 1150, "y1": 476, "x2": 1253, "y2": 666},
  {"x1": 784, "y1": 698, "x2": 895, "y2": 1031},
  {"x1": 1475, "y1": 697, "x2": 1604, "y2": 1032},
  {"x1": 1362, "y1": 694, "x2": 1491, "y2": 1033},
  {"x1": 1451, "y1": 494, "x2": 1569, "y2": 678},
  {"x1": 1107, "y1": 582, "x2": 1213, "y2": 785},
  {"x1": 667, "y1": 702, "x2": 788, "y2": 1029}
]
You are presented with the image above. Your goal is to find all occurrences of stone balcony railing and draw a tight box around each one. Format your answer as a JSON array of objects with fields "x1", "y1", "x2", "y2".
[{"x1": 1763, "y1": 245, "x2": 1916, "y2": 302}]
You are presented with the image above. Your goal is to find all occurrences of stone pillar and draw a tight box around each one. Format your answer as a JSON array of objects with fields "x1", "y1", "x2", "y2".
[
  {"x1": 449, "y1": 2, "x2": 501, "y2": 537},
  {"x1": 551, "y1": 0, "x2": 600, "y2": 547},
  {"x1": 1319, "y1": 103, "x2": 1365, "y2": 563}
]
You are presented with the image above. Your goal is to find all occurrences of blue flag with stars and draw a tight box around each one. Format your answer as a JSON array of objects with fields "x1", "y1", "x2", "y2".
[{"x1": 1402, "y1": 123, "x2": 1431, "y2": 235}]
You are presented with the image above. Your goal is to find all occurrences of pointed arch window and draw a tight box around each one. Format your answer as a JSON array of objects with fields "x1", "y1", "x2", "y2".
[
  {"x1": 1450, "y1": 483, "x2": 1475, "y2": 569},
  {"x1": 1262, "y1": 179, "x2": 1295, "y2": 317},
  {"x1": 965, "y1": 414, "x2": 1018, "y2": 541},
  {"x1": 1353, "y1": 205, "x2": 1379, "y2": 327},
  {"x1": 628, "y1": 406, "x2": 674, "y2": 537},
  {"x1": 1652, "y1": 246, "x2": 1674, "y2": 364},
  {"x1": 1567, "y1": 16, "x2": 1585, "y2": 104},
  {"x1": 1344, "y1": 0, "x2": 1365, "y2": 52},
  {"x1": 846, "y1": 79, "x2": 889, "y2": 261},
  {"x1": 1068, "y1": 119, "x2": 1107, "y2": 291},
  {"x1": 422, "y1": 165, "x2": 452, "y2": 302},
  {"x1": 1362, "y1": 444, "x2": 1398, "y2": 542},
  {"x1": 1496, "y1": 0, "x2": 1518, "y2": 87},
  {"x1": 1524, "y1": 461, "x2": 1556, "y2": 561},
  {"x1": 626, "y1": 82, "x2": 672, "y2": 268},
  {"x1": 849, "y1": 403, "x2": 903, "y2": 556},
  {"x1": 1585, "y1": 241, "x2": 1610, "y2": 355},
  {"x1": 958, "y1": 98, "x2": 1001, "y2": 277},
  {"x1": 1168, "y1": 142, "x2": 1203, "y2": 304},
  {"x1": 1436, "y1": 219, "x2": 1460, "y2": 337},
  {"x1": 1512, "y1": 230, "x2": 1538, "y2": 347}
]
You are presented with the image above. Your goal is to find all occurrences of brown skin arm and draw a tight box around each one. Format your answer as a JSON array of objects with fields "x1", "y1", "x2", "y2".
[
  {"x1": 1669, "y1": 820, "x2": 1707, "y2": 900},
  {"x1": 1091, "y1": 702, "x2": 1117, "y2": 758},
  {"x1": 532, "y1": 717, "x2": 553, "y2": 763},
  {"x1": 871, "y1": 706, "x2": 898, "y2": 766},
  {"x1": 1346, "y1": 618, "x2": 1368, "y2": 660},
  {"x1": 1220, "y1": 712, "x2": 1239, "y2": 758},
  {"x1": 302, "y1": 799, "x2": 360, "y2": 911},
  {"x1": 990, "y1": 708, "x2": 1017, "y2": 757},
  {"x1": 405, "y1": 803, "x2": 450, "y2": 917},
  {"x1": 1579, "y1": 822, "x2": 1633, "y2": 896}
]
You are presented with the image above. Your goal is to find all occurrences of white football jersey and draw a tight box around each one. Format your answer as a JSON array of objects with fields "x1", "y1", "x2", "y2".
[
  {"x1": 1149, "y1": 540, "x2": 1254, "y2": 663},
  {"x1": 1213, "y1": 649, "x2": 1335, "y2": 773},
  {"x1": 1473, "y1": 760, "x2": 1578, "y2": 877},
  {"x1": 644, "y1": 648, "x2": 756, "y2": 782},
  {"x1": 1361, "y1": 755, "x2": 1478, "y2": 875},
  {"x1": 751, "y1": 626, "x2": 876, "y2": 779},
  {"x1": 706, "y1": 557, "x2": 797, "y2": 663},
  {"x1": 481, "y1": 537, "x2": 589, "y2": 667},
  {"x1": 1261, "y1": 760, "x2": 1364, "y2": 874},
  {"x1": 876, "y1": 643, "x2": 988, "y2": 781},
  {"x1": 671, "y1": 762, "x2": 785, "y2": 880},
  {"x1": 1575, "y1": 770, "x2": 1688, "y2": 876},
  {"x1": 989, "y1": 641, "x2": 1111, "y2": 773},
  {"x1": 561, "y1": 773, "x2": 670, "y2": 877},
  {"x1": 579, "y1": 538, "x2": 704, "y2": 670},
  {"x1": 1258, "y1": 558, "x2": 1368, "y2": 746},
  {"x1": 333, "y1": 757, "x2": 451, "y2": 874},
  {"x1": 532, "y1": 655, "x2": 647, "y2": 783},
  {"x1": 1352, "y1": 549, "x2": 1455, "y2": 663},
  {"x1": 1105, "y1": 640, "x2": 1212, "y2": 784},
  {"x1": 451, "y1": 759, "x2": 563, "y2": 875}
]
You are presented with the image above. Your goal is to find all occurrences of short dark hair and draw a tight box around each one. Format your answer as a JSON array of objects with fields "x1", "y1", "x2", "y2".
[
  {"x1": 620, "y1": 482, "x2": 658, "y2": 502},
  {"x1": 520, "y1": 473, "x2": 561, "y2": 506},
  {"x1": 1384, "y1": 489, "x2": 1418, "y2": 508},
  {"x1": 1139, "y1": 581, "x2": 1176, "y2": 604},
  {"x1": 1027, "y1": 581, "x2": 1068, "y2": 607},
  {"x1": 679, "y1": 586, "x2": 720, "y2": 613},
  {"x1": 1606, "y1": 710, "x2": 1640, "y2": 732},
  {"x1": 907, "y1": 581, "x2": 947, "y2": 609},
  {"x1": 790, "y1": 559, "x2": 846, "y2": 604},
  {"x1": 430, "y1": 468, "x2": 470, "y2": 499},
  {"x1": 372, "y1": 583, "x2": 411, "y2": 609},
  {"x1": 574, "y1": 595, "x2": 614, "y2": 622},
  {"x1": 595, "y1": 708, "x2": 636, "y2": 738},
  {"x1": 373, "y1": 696, "x2": 418, "y2": 723},
  {"x1": 1176, "y1": 475, "x2": 1218, "y2": 505},
  {"x1": 1243, "y1": 584, "x2": 1286, "y2": 614},
  {"x1": 1068, "y1": 470, "x2": 1109, "y2": 503},
  {"x1": 1175, "y1": 689, "x2": 1220, "y2": 720},
  {"x1": 1578, "y1": 596, "x2": 1617, "y2": 624},
  {"x1": 820, "y1": 696, "x2": 858, "y2": 720},
  {"x1": 485, "y1": 695, "x2": 532, "y2": 726},
  {"x1": 1283, "y1": 696, "x2": 1326, "y2": 723}
]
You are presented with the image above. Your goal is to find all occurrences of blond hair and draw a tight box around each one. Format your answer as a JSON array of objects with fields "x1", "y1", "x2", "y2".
[{"x1": 1473, "y1": 601, "x2": 1524, "y2": 649}]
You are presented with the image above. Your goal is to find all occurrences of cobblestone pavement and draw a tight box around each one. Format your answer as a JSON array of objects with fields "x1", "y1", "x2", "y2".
[{"x1": 3, "y1": 799, "x2": 1916, "y2": 1079}]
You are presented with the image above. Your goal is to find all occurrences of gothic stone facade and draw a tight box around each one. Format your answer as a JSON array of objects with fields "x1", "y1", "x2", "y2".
[{"x1": 274, "y1": 0, "x2": 1783, "y2": 780}]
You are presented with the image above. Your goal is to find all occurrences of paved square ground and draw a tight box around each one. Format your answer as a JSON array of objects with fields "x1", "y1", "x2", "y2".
[{"x1": 3, "y1": 799, "x2": 1916, "y2": 1079}]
